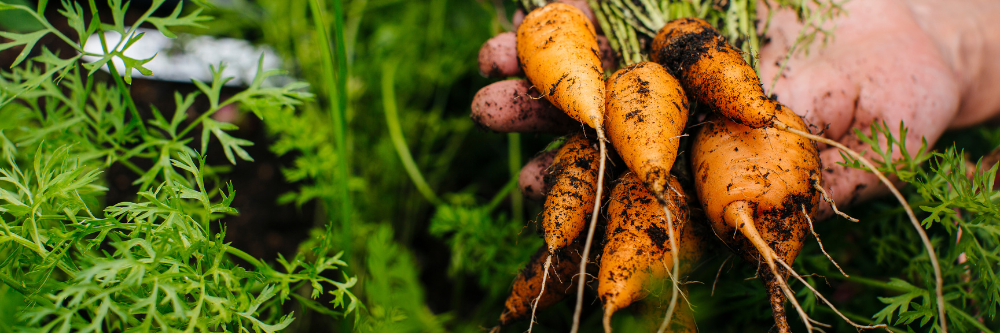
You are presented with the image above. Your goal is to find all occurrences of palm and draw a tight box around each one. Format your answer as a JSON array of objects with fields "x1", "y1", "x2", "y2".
[{"x1": 758, "y1": 0, "x2": 959, "y2": 218}]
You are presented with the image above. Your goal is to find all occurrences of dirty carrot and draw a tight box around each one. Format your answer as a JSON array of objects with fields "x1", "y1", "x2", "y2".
[
  {"x1": 599, "y1": 172, "x2": 689, "y2": 332},
  {"x1": 517, "y1": 4, "x2": 610, "y2": 332}
]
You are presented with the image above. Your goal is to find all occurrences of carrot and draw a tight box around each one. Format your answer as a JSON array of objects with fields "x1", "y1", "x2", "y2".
[
  {"x1": 517, "y1": 3, "x2": 605, "y2": 132},
  {"x1": 650, "y1": 17, "x2": 775, "y2": 128},
  {"x1": 517, "y1": 4, "x2": 610, "y2": 332},
  {"x1": 541, "y1": 132, "x2": 600, "y2": 253},
  {"x1": 493, "y1": 242, "x2": 584, "y2": 330},
  {"x1": 599, "y1": 172, "x2": 689, "y2": 332},
  {"x1": 654, "y1": 17, "x2": 946, "y2": 329},
  {"x1": 691, "y1": 105, "x2": 820, "y2": 333},
  {"x1": 604, "y1": 61, "x2": 688, "y2": 197},
  {"x1": 603, "y1": 61, "x2": 689, "y2": 330}
]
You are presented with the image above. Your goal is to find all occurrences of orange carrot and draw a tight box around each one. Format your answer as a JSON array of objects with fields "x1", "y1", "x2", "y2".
[
  {"x1": 651, "y1": 17, "x2": 775, "y2": 128},
  {"x1": 691, "y1": 104, "x2": 820, "y2": 333},
  {"x1": 496, "y1": 243, "x2": 583, "y2": 328},
  {"x1": 604, "y1": 61, "x2": 688, "y2": 196},
  {"x1": 517, "y1": 5, "x2": 610, "y2": 331},
  {"x1": 599, "y1": 172, "x2": 689, "y2": 332},
  {"x1": 541, "y1": 133, "x2": 601, "y2": 253}
]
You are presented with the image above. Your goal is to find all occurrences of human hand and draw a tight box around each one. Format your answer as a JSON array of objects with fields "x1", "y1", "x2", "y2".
[{"x1": 758, "y1": 0, "x2": 1000, "y2": 219}]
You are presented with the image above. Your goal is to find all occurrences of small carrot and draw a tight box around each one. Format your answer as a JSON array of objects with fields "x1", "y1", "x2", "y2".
[
  {"x1": 494, "y1": 243, "x2": 583, "y2": 330},
  {"x1": 517, "y1": 3, "x2": 605, "y2": 133},
  {"x1": 599, "y1": 172, "x2": 689, "y2": 332},
  {"x1": 541, "y1": 132, "x2": 601, "y2": 253},
  {"x1": 517, "y1": 5, "x2": 610, "y2": 331},
  {"x1": 650, "y1": 17, "x2": 775, "y2": 128},
  {"x1": 604, "y1": 61, "x2": 688, "y2": 197}
]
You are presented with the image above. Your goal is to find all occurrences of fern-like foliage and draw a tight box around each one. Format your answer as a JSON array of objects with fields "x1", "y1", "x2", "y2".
[
  {"x1": 0, "y1": 0, "x2": 358, "y2": 331},
  {"x1": 832, "y1": 122, "x2": 1000, "y2": 332}
]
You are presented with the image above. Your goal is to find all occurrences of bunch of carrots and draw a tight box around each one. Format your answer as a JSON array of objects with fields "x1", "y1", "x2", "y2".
[{"x1": 473, "y1": 3, "x2": 940, "y2": 333}]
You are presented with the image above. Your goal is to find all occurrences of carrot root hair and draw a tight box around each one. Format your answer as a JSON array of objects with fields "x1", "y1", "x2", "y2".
[
  {"x1": 727, "y1": 201, "x2": 815, "y2": 333},
  {"x1": 774, "y1": 120, "x2": 947, "y2": 332},
  {"x1": 527, "y1": 254, "x2": 552, "y2": 333},
  {"x1": 571, "y1": 130, "x2": 608, "y2": 333},
  {"x1": 774, "y1": 257, "x2": 890, "y2": 332},
  {"x1": 813, "y1": 181, "x2": 859, "y2": 223},
  {"x1": 655, "y1": 199, "x2": 681, "y2": 333},
  {"x1": 802, "y1": 205, "x2": 848, "y2": 277},
  {"x1": 711, "y1": 254, "x2": 733, "y2": 296}
]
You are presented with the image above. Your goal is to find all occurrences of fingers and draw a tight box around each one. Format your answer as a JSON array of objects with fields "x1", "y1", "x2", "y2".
[
  {"x1": 479, "y1": 32, "x2": 521, "y2": 78},
  {"x1": 483, "y1": 1, "x2": 614, "y2": 79},
  {"x1": 759, "y1": 0, "x2": 962, "y2": 220},
  {"x1": 478, "y1": 34, "x2": 616, "y2": 79},
  {"x1": 471, "y1": 79, "x2": 577, "y2": 134},
  {"x1": 519, "y1": 150, "x2": 557, "y2": 200}
]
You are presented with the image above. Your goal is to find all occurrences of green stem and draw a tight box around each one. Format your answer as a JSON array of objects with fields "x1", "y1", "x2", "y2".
[
  {"x1": 814, "y1": 307, "x2": 906, "y2": 333},
  {"x1": 308, "y1": 0, "x2": 352, "y2": 255},
  {"x1": 0, "y1": 271, "x2": 31, "y2": 296},
  {"x1": 588, "y1": 0, "x2": 620, "y2": 64},
  {"x1": 381, "y1": 61, "x2": 442, "y2": 206},
  {"x1": 947, "y1": 302, "x2": 994, "y2": 333},
  {"x1": 106, "y1": 63, "x2": 147, "y2": 137},
  {"x1": 225, "y1": 245, "x2": 268, "y2": 271},
  {"x1": 824, "y1": 273, "x2": 909, "y2": 293},
  {"x1": 507, "y1": 133, "x2": 523, "y2": 224}
]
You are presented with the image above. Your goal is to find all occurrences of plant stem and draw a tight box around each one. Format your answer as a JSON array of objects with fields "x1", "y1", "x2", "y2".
[
  {"x1": 308, "y1": 0, "x2": 353, "y2": 256},
  {"x1": 106, "y1": 63, "x2": 147, "y2": 137},
  {"x1": 382, "y1": 61, "x2": 442, "y2": 206},
  {"x1": 225, "y1": 245, "x2": 267, "y2": 270}
]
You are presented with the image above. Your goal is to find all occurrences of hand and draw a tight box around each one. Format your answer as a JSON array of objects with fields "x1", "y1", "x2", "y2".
[{"x1": 758, "y1": 0, "x2": 1000, "y2": 218}]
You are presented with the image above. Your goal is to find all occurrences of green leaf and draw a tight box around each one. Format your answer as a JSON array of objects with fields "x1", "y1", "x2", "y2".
[
  {"x1": 201, "y1": 118, "x2": 254, "y2": 165},
  {"x1": 873, "y1": 278, "x2": 929, "y2": 325},
  {"x1": 109, "y1": 0, "x2": 127, "y2": 34},
  {"x1": 146, "y1": 3, "x2": 211, "y2": 38},
  {"x1": 0, "y1": 30, "x2": 49, "y2": 68},
  {"x1": 117, "y1": 53, "x2": 155, "y2": 85}
]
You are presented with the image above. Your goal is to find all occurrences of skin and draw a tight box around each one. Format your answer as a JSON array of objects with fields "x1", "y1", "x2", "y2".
[
  {"x1": 519, "y1": 150, "x2": 557, "y2": 201},
  {"x1": 475, "y1": 0, "x2": 1000, "y2": 219},
  {"x1": 758, "y1": 0, "x2": 1000, "y2": 218},
  {"x1": 471, "y1": 79, "x2": 576, "y2": 134}
]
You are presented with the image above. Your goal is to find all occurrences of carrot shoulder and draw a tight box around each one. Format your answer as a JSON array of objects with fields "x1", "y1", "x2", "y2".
[
  {"x1": 517, "y1": 2, "x2": 605, "y2": 131},
  {"x1": 604, "y1": 61, "x2": 688, "y2": 195},
  {"x1": 651, "y1": 17, "x2": 774, "y2": 128}
]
